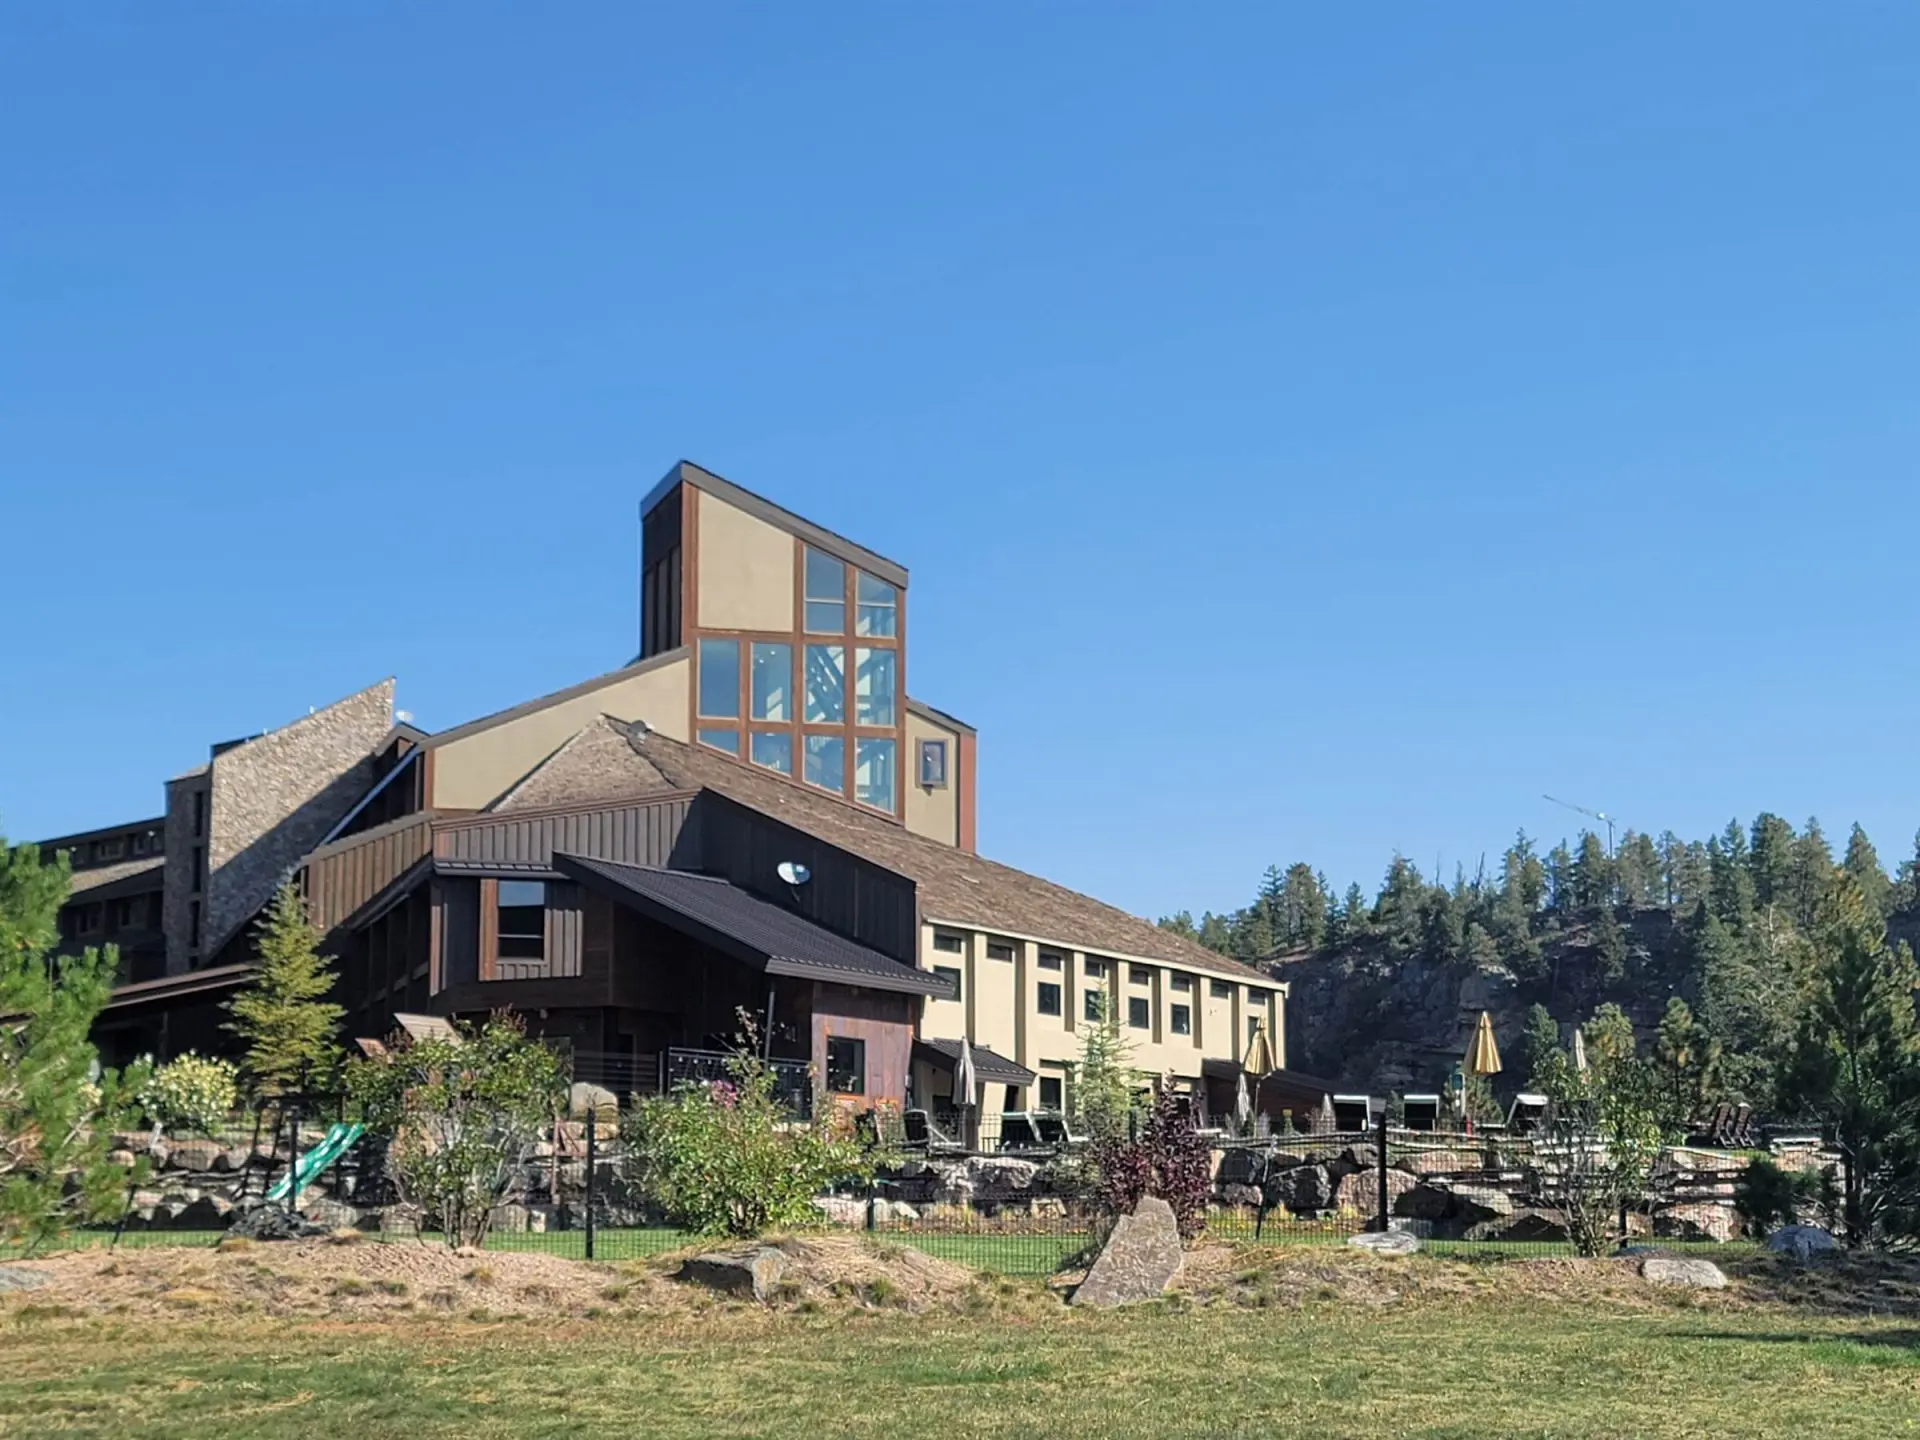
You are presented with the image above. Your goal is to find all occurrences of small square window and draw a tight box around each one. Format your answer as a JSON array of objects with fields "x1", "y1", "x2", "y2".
[
  {"x1": 1171, "y1": 1004, "x2": 1192, "y2": 1036},
  {"x1": 1037, "y1": 982, "x2": 1062, "y2": 1016},
  {"x1": 1171, "y1": 974, "x2": 1193, "y2": 993},
  {"x1": 698, "y1": 728, "x2": 741, "y2": 755},
  {"x1": 1130, "y1": 965, "x2": 1153, "y2": 985},
  {"x1": 918, "y1": 738, "x2": 948, "y2": 789},
  {"x1": 1084, "y1": 990, "x2": 1106, "y2": 1023},
  {"x1": 1210, "y1": 980, "x2": 1233, "y2": 1000},
  {"x1": 1037, "y1": 950, "x2": 1064, "y2": 972},
  {"x1": 1083, "y1": 958, "x2": 1106, "y2": 978},
  {"x1": 498, "y1": 879, "x2": 546, "y2": 960},
  {"x1": 932, "y1": 931, "x2": 965, "y2": 954},
  {"x1": 986, "y1": 940, "x2": 1015, "y2": 962},
  {"x1": 1038, "y1": 1075, "x2": 1063, "y2": 1110},
  {"x1": 855, "y1": 571, "x2": 896, "y2": 638},
  {"x1": 825, "y1": 1036, "x2": 865, "y2": 1095},
  {"x1": 932, "y1": 964, "x2": 962, "y2": 997},
  {"x1": 1128, "y1": 996, "x2": 1151, "y2": 1029}
]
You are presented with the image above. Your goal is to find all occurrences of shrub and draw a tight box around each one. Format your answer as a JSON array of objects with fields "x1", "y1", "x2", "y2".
[
  {"x1": 1091, "y1": 1088, "x2": 1213, "y2": 1241},
  {"x1": 624, "y1": 1020, "x2": 881, "y2": 1238},
  {"x1": 140, "y1": 1053, "x2": 239, "y2": 1137},
  {"x1": 1735, "y1": 1157, "x2": 1836, "y2": 1237}
]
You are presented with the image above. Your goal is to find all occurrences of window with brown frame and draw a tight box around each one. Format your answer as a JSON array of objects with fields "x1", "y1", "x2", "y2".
[
  {"x1": 932, "y1": 930, "x2": 965, "y2": 954},
  {"x1": 1037, "y1": 981, "x2": 1062, "y2": 1017},
  {"x1": 918, "y1": 738, "x2": 948, "y2": 788},
  {"x1": 1171, "y1": 1004, "x2": 1192, "y2": 1036},
  {"x1": 497, "y1": 880, "x2": 546, "y2": 961},
  {"x1": 825, "y1": 1036, "x2": 865, "y2": 1095},
  {"x1": 985, "y1": 939, "x2": 1015, "y2": 962},
  {"x1": 1037, "y1": 950, "x2": 1064, "y2": 971}
]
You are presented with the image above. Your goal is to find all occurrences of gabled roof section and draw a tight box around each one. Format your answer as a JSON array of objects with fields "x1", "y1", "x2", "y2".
[
  {"x1": 67, "y1": 855, "x2": 166, "y2": 899},
  {"x1": 905, "y1": 697, "x2": 976, "y2": 736},
  {"x1": 491, "y1": 715, "x2": 677, "y2": 812},
  {"x1": 643, "y1": 460, "x2": 909, "y2": 589},
  {"x1": 554, "y1": 853, "x2": 952, "y2": 998},
  {"x1": 610, "y1": 726, "x2": 1271, "y2": 984},
  {"x1": 914, "y1": 1037, "x2": 1036, "y2": 1086},
  {"x1": 421, "y1": 649, "x2": 689, "y2": 750}
]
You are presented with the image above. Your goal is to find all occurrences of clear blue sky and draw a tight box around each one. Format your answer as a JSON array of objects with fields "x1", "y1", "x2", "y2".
[{"x1": 5, "y1": 6, "x2": 1918, "y2": 920}]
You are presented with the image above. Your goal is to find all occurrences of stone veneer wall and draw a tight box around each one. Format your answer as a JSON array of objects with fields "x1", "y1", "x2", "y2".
[{"x1": 201, "y1": 680, "x2": 395, "y2": 957}]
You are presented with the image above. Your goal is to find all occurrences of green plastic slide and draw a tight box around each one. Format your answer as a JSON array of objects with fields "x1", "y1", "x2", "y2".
[{"x1": 265, "y1": 1121, "x2": 365, "y2": 1204}]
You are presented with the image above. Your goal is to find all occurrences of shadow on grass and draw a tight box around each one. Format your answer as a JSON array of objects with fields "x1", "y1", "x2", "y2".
[{"x1": 1671, "y1": 1329, "x2": 1920, "y2": 1353}]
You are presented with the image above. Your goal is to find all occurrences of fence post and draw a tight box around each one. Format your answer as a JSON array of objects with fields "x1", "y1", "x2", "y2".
[
  {"x1": 584, "y1": 1106, "x2": 597, "y2": 1262},
  {"x1": 1375, "y1": 1106, "x2": 1390, "y2": 1234}
]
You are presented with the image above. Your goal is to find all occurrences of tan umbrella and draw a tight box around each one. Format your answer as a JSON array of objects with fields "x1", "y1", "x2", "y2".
[
  {"x1": 1242, "y1": 1021, "x2": 1276, "y2": 1080},
  {"x1": 1465, "y1": 1011, "x2": 1502, "y2": 1079},
  {"x1": 1571, "y1": 1026, "x2": 1589, "y2": 1074}
]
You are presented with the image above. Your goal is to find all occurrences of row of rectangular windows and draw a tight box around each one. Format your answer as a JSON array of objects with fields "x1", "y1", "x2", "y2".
[
  {"x1": 62, "y1": 894, "x2": 161, "y2": 937},
  {"x1": 931, "y1": 934, "x2": 1263, "y2": 1004},
  {"x1": 698, "y1": 638, "x2": 898, "y2": 728}
]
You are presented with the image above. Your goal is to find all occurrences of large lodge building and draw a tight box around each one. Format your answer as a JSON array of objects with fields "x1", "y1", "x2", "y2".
[{"x1": 42, "y1": 462, "x2": 1300, "y2": 1124}]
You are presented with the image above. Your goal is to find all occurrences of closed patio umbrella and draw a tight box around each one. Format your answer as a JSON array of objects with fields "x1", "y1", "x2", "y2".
[
  {"x1": 954, "y1": 1037, "x2": 977, "y2": 1108},
  {"x1": 1463, "y1": 1011, "x2": 1502, "y2": 1135},
  {"x1": 1242, "y1": 1021, "x2": 1276, "y2": 1080},
  {"x1": 1571, "y1": 1025, "x2": 1589, "y2": 1075},
  {"x1": 1234, "y1": 1071, "x2": 1251, "y2": 1131}
]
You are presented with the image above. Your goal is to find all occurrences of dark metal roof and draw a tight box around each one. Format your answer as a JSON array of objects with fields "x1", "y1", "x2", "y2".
[
  {"x1": 553, "y1": 853, "x2": 953, "y2": 998},
  {"x1": 914, "y1": 1037, "x2": 1036, "y2": 1086},
  {"x1": 103, "y1": 962, "x2": 254, "y2": 1012}
]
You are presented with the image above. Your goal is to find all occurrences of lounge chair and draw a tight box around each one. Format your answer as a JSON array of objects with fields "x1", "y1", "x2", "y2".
[
  {"x1": 1032, "y1": 1111, "x2": 1091, "y2": 1148},
  {"x1": 997, "y1": 1112, "x2": 1046, "y2": 1152},
  {"x1": 903, "y1": 1108, "x2": 968, "y2": 1156}
]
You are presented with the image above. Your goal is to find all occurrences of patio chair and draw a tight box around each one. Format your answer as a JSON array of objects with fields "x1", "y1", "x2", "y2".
[
  {"x1": 904, "y1": 1108, "x2": 968, "y2": 1156},
  {"x1": 1033, "y1": 1110, "x2": 1092, "y2": 1148},
  {"x1": 997, "y1": 1112, "x2": 1045, "y2": 1151}
]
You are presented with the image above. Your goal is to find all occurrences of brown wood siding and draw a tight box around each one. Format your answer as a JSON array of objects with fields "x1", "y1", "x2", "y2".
[
  {"x1": 543, "y1": 881, "x2": 583, "y2": 979},
  {"x1": 477, "y1": 878, "x2": 499, "y2": 982},
  {"x1": 692, "y1": 792, "x2": 917, "y2": 963},
  {"x1": 304, "y1": 813, "x2": 434, "y2": 934},
  {"x1": 811, "y1": 983, "x2": 914, "y2": 1108},
  {"x1": 433, "y1": 795, "x2": 696, "y2": 870}
]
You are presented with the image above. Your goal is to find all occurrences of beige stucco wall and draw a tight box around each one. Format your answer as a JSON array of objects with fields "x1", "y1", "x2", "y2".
[
  {"x1": 430, "y1": 656, "x2": 690, "y2": 811},
  {"x1": 903, "y1": 708, "x2": 961, "y2": 846},
  {"x1": 915, "y1": 921, "x2": 1286, "y2": 1107},
  {"x1": 695, "y1": 488, "x2": 794, "y2": 633}
]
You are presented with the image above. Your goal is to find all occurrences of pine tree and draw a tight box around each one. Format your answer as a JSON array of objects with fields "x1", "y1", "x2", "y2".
[
  {"x1": 225, "y1": 881, "x2": 343, "y2": 1098},
  {"x1": 1892, "y1": 830, "x2": 1920, "y2": 918},
  {"x1": 1571, "y1": 832, "x2": 1613, "y2": 910},
  {"x1": 1545, "y1": 843, "x2": 1575, "y2": 913},
  {"x1": 1520, "y1": 1003, "x2": 1565, "y2": 1089},
  {"x1": 1652, "y1": 997, "x2": 1721, "y2": 1132},
  {"x1": 1787, "y1": 819, "x2": 1835, "y2": 933},
  {"x1": 1615, "y1": 831, "x2": 1661, "y2": 908},
  {"x1": 1156, "y1": 911, "x2": 1199, "y2": 941},
  {"x1": 1749, "y1": 813, "x2": 1796, "y2": 909},
  {"x1": 1841, "y1": 824, "x2": 1892, "y2": 923},
  {"x1": 1591, "y1": 905, "x2": 1629, "y2": 985},
  {"x1": 1275, "y1": 863, "x2": 1327, "y2": 951},
  {"x1": 1501, "y1": 831, "x2": 1546, "y2": 914},
  {"x1": 0, "y1": 833, "x2": 148, "y2": 1250},
  {"x1": 1071, "y1": 991, "x2": 1136, "y2": 1144},
  {"x1": 1375, "y1": 856, "x2": 1427, "y2": 956},
  {"x1": 1708, "y1": 827, "x2": 1757, "y2": 928},
  {"x1": 1196, "y1": 912, "x2": 1234, "y2": 954},
  {"x1": 1341, "y1": 883, "x2": 1370, "y2": 940}
]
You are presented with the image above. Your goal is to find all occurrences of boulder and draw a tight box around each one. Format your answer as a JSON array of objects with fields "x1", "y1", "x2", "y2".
[
  {"x1": 568, "y1": 1082, "x2": 620, "y2": 1124},
  {"x1": 1334, "y1": 1167, "x2": 1417, "y2": 1218},
  {"x1": 1396, "y1": 1182, "x2": 1455, "y2": 1222},
  {"x1": 229, "y1": 1207, "x2": 331, "y2": 1241},
  {"x1": 1653, "y1": 1202, "x2": 1735, "y2": 1244},
  {"x1": 811, "y1": 1196, "x2": 868, "y2": 1227},
  {"x1": 1071, "y1": 1196, "x2": 1183, "y2": 1308},
  {"x1": 0, "y1": 1267, "x2": 53, "y2": 1292},
  {"x1": 165, "y1": 1139, "x2": 225, "y2": 1173},
  {"x1": 873, "y1": 1200, "x2": 919, "y2": 1224},
  {"x1": 301, "y1": 1199, "x2": 361, "y2": 1231},
  {"x1": 1467, "y1": 1209, "x2": 1570, "y2": 1243},
  {"x1": 1641, "y1": 1256, "x2": 1727, "y2": 1289},
  {"x1": 211, "y1": 1147, "x2": 253, "y2": 1174},
  {"x1": 1027, "y1": 1198, "x2": 1063, "y2": 1219},
  {"x1": 926, "y1": 1156, "x2": 1040, "y2": 1207},
  {"x1": 379, "y1": 1204, "x2": 424, "y2": 1238},
  {"x1": 1263, "y1": 1164, "x2": 1333, "y2": 1215},
  {"x1": 489, "y1": 1203, "x2": 535, "y2": 1234},
  {"x1": 180, "y1": 1194, "x2": 235, "y2": 1228},
  {"x1": 1767, "y1": 1225, "x2": 1839, "y2": 1262},
  {"x1": 1347, "y1": 1229, "x2": 1421, "y2": 1256},
  {"x1": 678, "y1": 1248, "x2": 788, "y2": 1302},
  {"x1": 1398, "y1": 1148, "x2": 1486, "y2": 1177},
  {"x1": 1219, "y1": 1184, "x2": 1263, "y2": 1209},
  {"x1": 1446, "y1": 1185, "x2": 1513, "y2": 1224},
  {"x1": 107, "y1": 1148, "x2": 138, "y2": 1171}
]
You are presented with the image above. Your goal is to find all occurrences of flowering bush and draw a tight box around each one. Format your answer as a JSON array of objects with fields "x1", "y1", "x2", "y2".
[
  {"x1": 1092, "y1": 1087, "x2": 1214, "y2": 1241},
  {"x1": 625, "y1": 1020, "x2": 882, "y2": 1237},
  {"x1": 140, "y1": 1053, "x2": 239, "y2": 1137}
]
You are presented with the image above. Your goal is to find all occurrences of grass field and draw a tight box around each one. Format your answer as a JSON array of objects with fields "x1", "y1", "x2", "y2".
[{"x1": 1, "y1": 1292, "x2": 1914, "y2": 1438}]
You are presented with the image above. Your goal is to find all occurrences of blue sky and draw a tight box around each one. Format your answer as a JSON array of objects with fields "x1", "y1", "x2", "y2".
[{"x1": 5, "y1": 6, "x2": 1917, "y2": 918}]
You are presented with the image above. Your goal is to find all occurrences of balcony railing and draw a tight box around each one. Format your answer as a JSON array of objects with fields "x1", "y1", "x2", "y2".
[{"x1": 662, "y1": 1048, "x2": 813, "y2": 1116}]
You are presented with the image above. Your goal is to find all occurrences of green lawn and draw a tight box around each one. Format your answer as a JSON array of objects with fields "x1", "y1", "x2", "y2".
[{"x1": 1, "y1": 1295, "x2": 1914, "y2": 1438}]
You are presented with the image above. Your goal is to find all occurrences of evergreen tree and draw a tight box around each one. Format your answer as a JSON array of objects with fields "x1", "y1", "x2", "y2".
[
  {"x1": 1501, "y1": 831, "x2": 1546, "y2": 913},
  {"x1": 1375, "y1": 856, "x2": 1427, "y2": 956},
  {"x1": 225, "y1": 881, "x2": 344, "y2": 1098},
  {"x1": 1652, "y1": 996, "x2": 1721, "y2": 1132},
  {"x1": 1156, "y1": 911, "x2": 1199, "y2": 941},
  {"x1": 0, "y1": 833, "x2": 148, "y2": 1250},
  {"x1": 1341, "y1": 883, "x2": 1370, "y2": 941},
  {"x1": 1544, "y1": 842, "x2": 1575, "y2": 913},
  {"x1": 1708, "y1": 827, "x2": 1757, "y2": 929},
  {"x1": 1841, "y1": 824, "x2": 1892, "y2": 923},
  {"x1": 1591, "y1": 905, "x2": 1629, "y2": 986},
  {"x1": 1615, "y1": 831, "x2": 1661, "y2": 908},
  {"x1": 1571, "y1": 832, "x2": 1613, "y2": 910},
  {"x1": 1787, "y1": 819, "x2": 1835, "y2": 933},
  {"x1": 1070, "y1": 991, "x2": 1136, "y2": 1145},
  {"x1": 1780, "y1": 875, "x2": 1920, "y2": 1244},
  {"x1": 1749, "y1": 813, "x2": 1796, "y2": 909},
  {"x1": 1196, "y1": 912, "x2": 1234, "y2": 954},
  {"x1": 1892, "y1": 830, "x2": 1920, "y2": 918},
  {"x1": 1520, "y1": 1003, "x2": 1565, "y2": 1089},
  {"x1": 1274, "y1": 863, "x2": 1327, "y2": 951}
]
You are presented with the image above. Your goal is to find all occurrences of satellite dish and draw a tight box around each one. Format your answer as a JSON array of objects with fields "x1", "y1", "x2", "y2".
[{"x1": 776, "y1": 861, "x2": 811, "y2": 886}]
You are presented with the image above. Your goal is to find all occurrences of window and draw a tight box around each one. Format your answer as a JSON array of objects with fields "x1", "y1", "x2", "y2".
[
  {"x1": 986, "y1": 939, "x2": 1015, "y2": 961},
  {"x1": 1210, "y1": 980, "x2": 1233, "y2": 1000},
  {"x1": 824, "y1": 1036, "x2": 865, "y2": 1095},
  {"x1": 97, "y1": 837, "x2": 124, "y2": 860},
  {"x1": 1084, "y1": 990, "x2": 1106, "y2": 1022},
  {"x1": 1037, "y1": 981, "x2": 1062, "y2": 1016},
  {"x1": 1037, "y1": 950, "x2": 1064, "y2": 971},
  {"x1": 750, "y1": 732, "x2": 792, "y2": 774},
  {"x1": 804, "y1": 644, "x2": 845, "y2": 722},
  {"x1": 751, "y1": 642, "x2": 792, "y2": 721},
  {"x1": 918, "y1": 738, "x2": 948, "y2": 788},
  {"x1": 698, "y1": 728, "x2": 740, "y2": 755},
  {"x1": 804, "y1": 548, "x2": 845, "y2": 633},
  {"x1": 498, "y1": 880, "x2": 546, "y2": 960},
  {"x1": 1084, "y1": 958, "x2": 1106, "y2": 978},
  {"x1": 854, "y1": 647, "x2": 895, "y2": 726},
  {"x1": 1130, "y1": 965, "x2": 1153, "y2": 985},
  {"x1": 698, "y1": 638, "x2": 740, "y2": 718},
  {"x1": 854, "y1": 737, "x2": 895, "y2": 811},
  {"x1": 111, "y1": 898, "x2": 137, "y2": 930},
  {"x1": 75, "y1": 904, "x2": 103, "y2": 935},
  {"x1": 855, "y1": 571, "x2": 896, "y2": 637},
  {"x1": 190, "y1": 846, "x2": 204, "y2": 891},
  {"x1": 188, "y1": 899, "x2": 201, "y2": 949},
  {"x1": 191, "y1": 789, "x2": 205, "y2": 837},
  {"x1": 803, "y1": 734, "x2": 844, "y2": 793},
  {"x1": 932, "y1": 964, "x2": 962, "y2": 997},
  {"x1": 1128, "y1": 996, "x2": 1151, "y2": 1029},
  {"x1": 1171, "y1": 1004, "x2": 1192, "y2": 1036},
  {"x1": 932, "y1": 930, "x2": 965, "y2": 954},
  {"x1": 1171, "y1": 974, "x2": 1193, "y2": 993},
  {"x1": 1038, "y1": 1075, "x2": 1063, "y2": 1110},
  {"x1": 132, "y1": 832, "x2": 149, "y2": 856}
]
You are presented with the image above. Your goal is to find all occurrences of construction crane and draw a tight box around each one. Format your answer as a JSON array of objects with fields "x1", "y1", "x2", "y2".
[{"x1": 1543, "y1": 794, "x2": 1619, "y2": 856}]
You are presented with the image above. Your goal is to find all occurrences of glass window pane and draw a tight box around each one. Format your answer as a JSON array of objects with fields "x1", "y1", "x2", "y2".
[
  {"x1": 804, "y1": 644, "x2": 844, "y2": 723},
  {"x1": 698, "y1": 728, "x2": 740, "y2": 755},
  {"x1": 804, "y1": 548, "x2": 845, "y2": 633},
  {"x1": 804, "y1": 734, "x2": 844, "y2": 793},
  {"x1": 751, "y1": 642, "x2": 791, "y2": 721},
  {"x1": 750, "y1": 731, "x2": 793, "y2": 774},
  {"x1": 855, "y1": 737, "x2": 895, "y2": 811},
  {"x1": 854, "y1": 647, "x2": 896, "y2": 726},
  {"x1": 697, "y1": 638, "x2": 739, "y2": 718},
  {"x1": 855, "y1": 572, "x2": 896, "y2": 637}
]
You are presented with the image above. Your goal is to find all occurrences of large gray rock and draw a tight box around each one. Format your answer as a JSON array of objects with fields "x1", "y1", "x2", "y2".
[
  {"x1": 1768, "y1": 1225, "x2": 1839, "y2": 1262},
  {"x1": 677, "y1": 1248, "x2": 788, "y2": 1302},
  {"x1": 1334, "y1": 1167, "x2": 1418, "y2": 1218},
  {"x1": 1396, "y1": 1182, "x2": 1456, "y2": 1222},
  {"x1": 1641, "y1": 1256, "x2": 1727, "y2": 1289},
  {"x1": 1446, "y1": 1185, "x2": 1513, "y2": 1224},
  {"x1": 0, "y1": 1267, "x2": 52, "y2": 1292},
  {"x1": 1652, "y1": 1201, "x2": 1735, "y2": 1244},
  {"x1": 165, "y1": 1139, "x2": 225, "y2": 1173},
  {"x1": 1263, "y1": 1163, "x2": 1333, "y2": 1214},
  {"x1": 1466, "y1": 1209, "x2": 1571, "y2": 1244},
  {"x1": 1347, "y1": 1228, "x2": 1421, "y2": 1256},
  {"x1": 928, "y1": 1156, "x2": 1040, "y2": 1207},
  {"x1": 811, "y1": 1196, "x2": 867, "y2": 1227},
  {"x1": 229, "y1": 1207, "x2": 331, "y2": 1241},
  {"x1": 180, "y1": 1194, "x2": 235, "y2": 1228},
  {"x1": 1072, "y1": 1196, "x2": 1183, "y2": 1308},
  {"x1": 568, "y1": 1082, "x2": 619, "y2": 1123},
  {"x1": 301, "y1": 1198, "x2": 360, "y2": 1231}
]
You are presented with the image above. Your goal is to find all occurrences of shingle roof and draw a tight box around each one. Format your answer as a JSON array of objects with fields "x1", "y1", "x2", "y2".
[
  {"x1": 66, "y1": 856, "x2": 166, "y2": 898},
  {"x1": 914, "y1": 1037, "x2": 1036, "y2": 1086},
  {"x1": 491, "y1": 719, "x2": 674, "y2": 812},
  {"x1": 553, "y1": 853, "x2": 954, "y2": 998},
  {"x1": 512, "y1": 716, "x2": 1270, "y2": 985}
]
